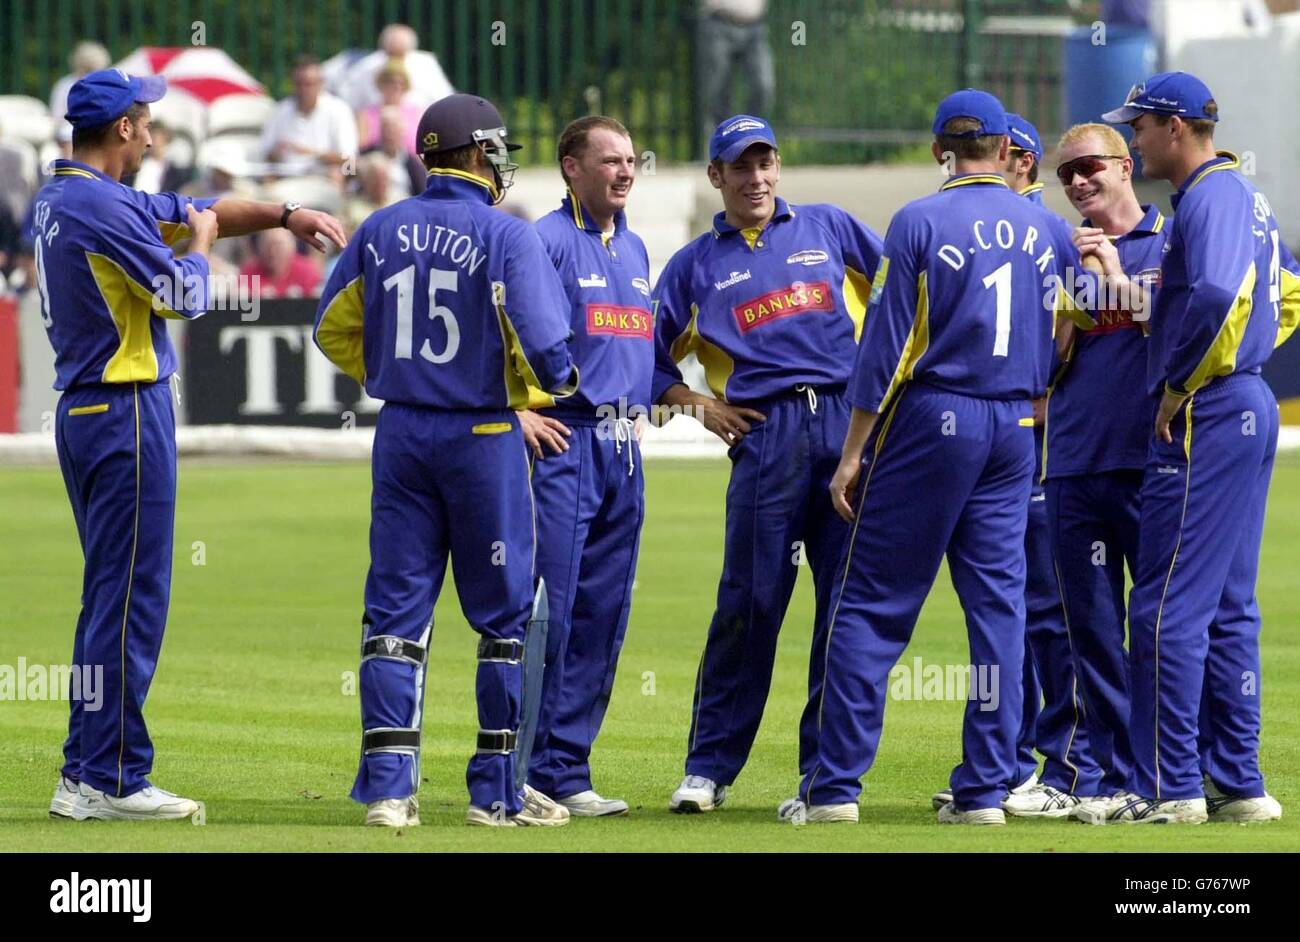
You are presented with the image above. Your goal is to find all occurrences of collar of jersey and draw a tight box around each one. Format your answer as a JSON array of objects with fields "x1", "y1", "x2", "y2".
[
  {"x1": 1080, "y1": 203, "x2": 1166, "y2": 239},
  {"x1": 564, "y1": 189, "x2": 626, "y2": 235},
  {"x1": 1173, "y1": 151, "x2": 1238, "y2": 208},
  {"x1": 424, "y1": 167, "x2": 498, "y2": 204},
  {"x1": 52, "y1": 158, "x2": 115, "y2": 183},
  {"x1": 1017, "y1": 181, "x2": 1044, "y2": 198},
  {"x1": 939, "y1": 173, "x2": 1009, "y2": 192},
  {"x1": 712, "y1": 197, "x2": 793, "y2": 238}
]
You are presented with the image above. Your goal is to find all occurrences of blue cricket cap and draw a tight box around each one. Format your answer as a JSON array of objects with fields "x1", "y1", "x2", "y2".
[
  {"x1": 65, "y1": 68, "x2": 167, "y2": 129},
  {"x1": 1101, "y1": 71, "x2": 1219, "y2": 124},
  {"x1": 710, "y1": 114, "x2": 778, "y2": 163},
  {"x1": 1004, "y1": 113, "x2": 1043, "y2": 161},
  {"x1": 932, "y1": 89, "x2": 1009, "y2": 137}
]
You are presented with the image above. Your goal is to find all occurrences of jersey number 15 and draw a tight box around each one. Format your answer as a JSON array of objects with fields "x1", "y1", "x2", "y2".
[{"x1": 384, "y1": 264, "x2": 461, "y2": 364}]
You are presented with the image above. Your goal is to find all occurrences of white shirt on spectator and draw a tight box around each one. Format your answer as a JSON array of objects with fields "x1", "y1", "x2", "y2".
[
  {"x1": 260, "y1": 91, "x2": 359, "y2": 167},
  {"x1": 341, "y1": 50, "x2": 454, "y2": 111}
]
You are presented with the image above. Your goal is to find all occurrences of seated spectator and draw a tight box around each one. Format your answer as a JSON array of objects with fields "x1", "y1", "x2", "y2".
[
  {"x1": 240, "y1": 227, "x2": 323, "y2": 299},
  {"x1": 360, "y1": 106, "x2": 426, "y2": 199},
  {"x1": 357, "y1": 60, "x2": 422, "y2": 154},
  {"x1": 260, "y1": 56, "x2": 358, "y2": 181},
  {"x1": 344, "y1": 153, "x2": 403, "y2": 231},
  {"x1": 128, "y1": 121, "x2": 194, "y2": 194},
  {"x1": 340, "y1": 23, "x2": 454, "y2": 111},
  {"x1": 49, "y1": 41, "x2": 111, "y2": 139}
]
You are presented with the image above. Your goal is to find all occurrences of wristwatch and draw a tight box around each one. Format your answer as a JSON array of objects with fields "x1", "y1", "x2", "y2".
[{"x1": 280, "y1": 200, "x2": 302, "y2": 228}]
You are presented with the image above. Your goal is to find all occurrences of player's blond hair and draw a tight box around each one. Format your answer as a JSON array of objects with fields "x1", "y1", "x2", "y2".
[{"x1": 1056, "y1": 123, "x2": 1129, "y2": 157}]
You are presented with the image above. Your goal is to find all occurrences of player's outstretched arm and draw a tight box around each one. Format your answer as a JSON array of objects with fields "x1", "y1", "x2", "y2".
[{"x1": 207, "y1": 198, "x2": 348, "y2": 253}]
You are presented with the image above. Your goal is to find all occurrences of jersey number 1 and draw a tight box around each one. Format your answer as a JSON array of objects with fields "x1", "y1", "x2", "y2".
[
  {"x1": 982, "y1": 262, "x2": 1012, "y2": 357},
  {"x1": 385, "y1": 264, "x2": 461, "y2": 364}
]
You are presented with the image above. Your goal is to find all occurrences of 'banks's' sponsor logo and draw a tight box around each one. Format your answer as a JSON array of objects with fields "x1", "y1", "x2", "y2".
[
  {"x1": 733, "y1": 281, "x2": 833, "y2": 333},
  {"x1": 587, "y1": 304, "x2": 652, "y2": 338},
  {"x1": 786, "y1": 249, "x2": 829, "y2": 267}
]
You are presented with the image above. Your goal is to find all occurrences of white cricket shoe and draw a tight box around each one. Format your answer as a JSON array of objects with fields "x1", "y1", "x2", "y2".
[
  {"x1": 1078, "y1": 792, "x2": 1207, "y2": 825},
  {"x1": 1003, "y1": 783, "x2": 1081, "y2": 818},
  {"x1": 516, "y1": 785, "x2": 570, "y2": 826},
  {"x1": 1070, "y1": 792, "x2": 1127, "y2": 822},
  {"x1": 557, "y1": 790, "x2": 629, "y2": 817},
  {"x1": 669, "y1": 775, "x2": 727, "y2": 814},
  {"x1": 931, "y1": 773, "x2": 1036, "y2": 812},
  {"x1": 365, "y1": 796, "x2": 420, "y2": 827},
  {"x1": 776, "y1": 797, "x2": 859, "y2": 824},
  {"x1": 1204, "y1": 778, "x2": 1282, "y2": 823},
  {"x1": 465, "y1": 784, "x2": 571, "y2": 827},
  {"x1": 71, "y1": 782, "x2": 200, "y2": 821},
  {"x1": 49, "y1": 776, "x2": 79, "y2": 819},
  {"x1": 937, "y1": 802, "x2": 1006, "y2": 826}
]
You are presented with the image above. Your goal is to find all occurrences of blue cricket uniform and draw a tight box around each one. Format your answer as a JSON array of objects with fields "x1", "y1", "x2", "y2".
[
  {"x1": 525, "y1": 191, "x2": 653, "y2": 800},
  {"x1": 1044, "y1": 204, "x2": 1168, "y2": 795},
  {"x1": 800, "y1": 173, "x2": 1078, "y2": 810},
  {"x1": 1126, "y1": 153, "x2": 1300, "y2": 800},
  {"x1": 1013, "y1": 182, "x2": 1099, "y2": 796},
  {"x1": 653, "y1": 197, "x2": 882, "y2": 786},
  {"x1": 32, "y1": 159, "x2": 215, "y2": 797},
  {"x1": 314, "y1": 169, "x2": 578, "y2": 815}
]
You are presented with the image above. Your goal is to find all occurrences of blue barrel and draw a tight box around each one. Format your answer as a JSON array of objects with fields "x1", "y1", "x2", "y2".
[{"x1": 1063, "y1": 26, "x2": 1157, "y2": 173}]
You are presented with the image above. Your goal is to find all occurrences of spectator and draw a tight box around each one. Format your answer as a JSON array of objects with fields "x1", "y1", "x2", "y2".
[
  {"x1": 0, "y1": 119, "x2": 34, "y2": 220},
  {"x1": 361, "y1": 106, "x2": 426, "y2": 199},
  {"x1": 128, "y1": 121, "x2": 194, "y2": 194},
  {"x1": 357, "y1": 60, "x2": 423, "y2": 154},
  {"x1": 344, "y1": 153, "x2": 403, "y2": 232},
  {"x1": 696, "y1": 1, "x2": 774, "y2": 148},
  {"x1": 240, "y1": 227, "x2": 323, "y2": 299},
  {"x1": 260, "y1": 56, "x2": 358, "y2": 181},
  {"x1": 49, "y1": 41, "x2": 111, "y2": 139},
  {"x1": 340, "y1": 23, "x2": 454, "y2": 111}
]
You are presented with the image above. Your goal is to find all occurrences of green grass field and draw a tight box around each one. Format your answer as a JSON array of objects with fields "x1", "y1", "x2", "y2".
[{"x1": 2, "y1": 457, "x2": 1298, "y2": 852}]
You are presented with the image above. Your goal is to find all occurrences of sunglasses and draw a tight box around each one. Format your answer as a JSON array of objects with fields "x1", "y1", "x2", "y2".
[{"x1": 1055, "y1": 154, "x2": 1126, "y2": 186}]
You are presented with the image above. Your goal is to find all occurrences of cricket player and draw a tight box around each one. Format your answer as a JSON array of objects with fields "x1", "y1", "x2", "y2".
[
  {"x1": 315, "y1": 93, "x2": 580, "y2": 828},
  {"x1": 38, "y1": 69, "x2": 346, "y2": 821},
  {"x1": 518, "y1": 116, "x2": 651, "y2": 817},
  {"x1": 791, "y1": 90, "x2": 1078, "y2": 825},
  {"x1": 654, "y1": 115, "x2": 883, "y2": 814},
  {"x1": 996, "y1": 113, "x2": 1099, "y2": 816},
  {"x1": 1044, "y1": 122, "x2": 1169, "y2": 819},
  {"x1": 1085, "y1": 73, "x2": 1298, "y2": 824}
]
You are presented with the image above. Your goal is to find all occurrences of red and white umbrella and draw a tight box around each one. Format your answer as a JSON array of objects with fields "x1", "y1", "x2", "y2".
[{"x1": 114, "y1": 47, "x2": 265, "y2": 103}]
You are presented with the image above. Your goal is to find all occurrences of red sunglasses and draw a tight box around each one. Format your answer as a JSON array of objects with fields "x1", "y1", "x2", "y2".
[{"x1": 1055, "y1": 154, "x2": 1126, "y2": 185}]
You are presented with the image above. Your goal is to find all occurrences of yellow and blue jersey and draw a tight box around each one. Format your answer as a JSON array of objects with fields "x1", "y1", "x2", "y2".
[
  {"x1": 532, "y1": 191, "x2": 652, "y2": 418},
  {"x1": 31, "y1": 159, "x2": 216, "y2": 390},
  {"x1": 1019, "y1": 182, "x2": 1047, "y2": 206},
  {"x1": 651, "y1": 197, "x2": 883, "y2": 403},
  {"x1": 1153, "y1": 152, "x2": 1300, "y2": 399},
  {"x1": 849, "y1": 173, "x2": 1077, "y2": 412},
  {"x1": 314, "y1": 170, "x2": 578, "y2": 410},
  {"x1": 1045, "y1": 205, "x2": 1168, "y2": 479}
]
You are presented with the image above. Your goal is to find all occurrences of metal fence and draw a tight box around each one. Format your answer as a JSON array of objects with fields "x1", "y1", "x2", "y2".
[{"x1": 1, "y1": 0, "x2": 1101, "y2": 164}]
